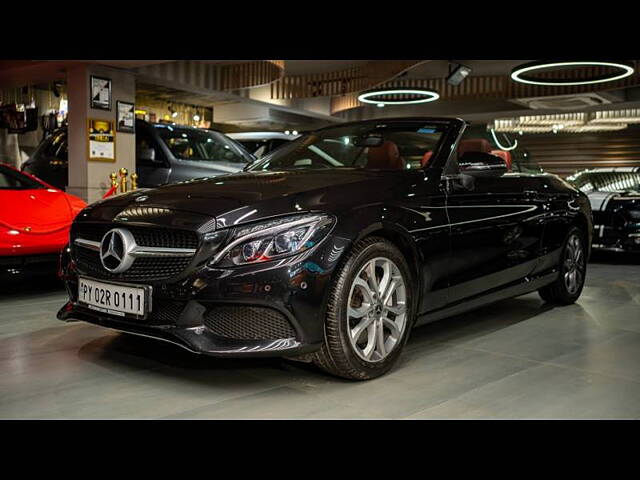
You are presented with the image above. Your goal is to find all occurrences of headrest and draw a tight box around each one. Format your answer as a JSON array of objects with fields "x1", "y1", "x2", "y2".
[
  {"x1": 421, "y1": 151, "x2": 433, "y2": 168},
  {"x1": 491, "y1": 150, "x2": 512, "y2": 170},
  {"x1": 457, "y1": 138, "x2": 492, "y2": 157},
  {"x1": 366, "y1": 141, "x2": 404, "y2": 170}
]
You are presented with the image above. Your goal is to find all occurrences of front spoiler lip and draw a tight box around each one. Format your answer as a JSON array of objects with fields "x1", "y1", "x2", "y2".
[{"x1": 57, "y1": 301, "x2": 321, "y2": 358}]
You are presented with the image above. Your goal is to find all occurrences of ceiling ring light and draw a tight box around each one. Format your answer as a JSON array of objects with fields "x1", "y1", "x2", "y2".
[
  {"x1": 358, "y1": 88, "x2": 439, "y2": 105},
  {"x1": 511, "y1": 61, "x2": 634, "y2": 86}
]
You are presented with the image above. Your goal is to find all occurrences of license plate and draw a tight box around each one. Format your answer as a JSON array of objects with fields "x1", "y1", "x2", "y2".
[{"x1": 77, "y1": 277, "x2": 150, "y2": 318}]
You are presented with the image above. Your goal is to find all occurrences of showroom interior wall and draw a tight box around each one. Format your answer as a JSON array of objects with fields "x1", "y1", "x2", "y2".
[
  {"x1": 517, "y1": 125, "x2": 640, "y2": 176},
  {"x1": 66, "y1": 64, "x2": 136, "y2": 203}
]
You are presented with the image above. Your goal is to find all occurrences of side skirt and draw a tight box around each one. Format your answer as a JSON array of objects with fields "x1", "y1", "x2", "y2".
[{"x1": 414, "y1": 269, "x2": 559, "y2": 328}]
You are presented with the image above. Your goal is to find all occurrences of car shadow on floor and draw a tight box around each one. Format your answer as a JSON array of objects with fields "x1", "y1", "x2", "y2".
[{"x1": 74, "y1": 293, "x2": 556, "y2": 385}]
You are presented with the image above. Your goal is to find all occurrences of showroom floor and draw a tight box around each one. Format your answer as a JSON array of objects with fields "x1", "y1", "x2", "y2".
[{"x1": 1, "y1": 252, "x2": 639, "y2": 419}]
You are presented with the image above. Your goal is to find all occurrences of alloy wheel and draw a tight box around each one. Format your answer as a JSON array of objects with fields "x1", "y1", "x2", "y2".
[
  {"x1": 563, "y1": 234, "x2": 585, "y2": 295},
  {"x1": 347, "y1": 257, "x2": 408, "y2": 362}
]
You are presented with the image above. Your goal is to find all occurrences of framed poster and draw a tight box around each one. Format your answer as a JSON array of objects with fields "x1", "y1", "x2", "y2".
[
  {"x1": 88, "y1": 119, "x2": 116, "y2": 162},
  {"x1": 116, "y1": 101, "x2": 135, "y2": 133},
  {"x1": 90, "y1": 75, "x2": 112, "y2": 110}
]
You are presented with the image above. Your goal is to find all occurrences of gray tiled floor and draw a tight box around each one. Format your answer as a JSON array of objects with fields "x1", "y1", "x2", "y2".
[{"x1": 1, "y1": 251, "x2": 639, "y2": 419}]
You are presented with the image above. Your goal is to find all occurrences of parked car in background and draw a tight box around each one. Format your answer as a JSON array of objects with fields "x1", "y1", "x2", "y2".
[
  {"x1": 0, "y1": 163, "x2": 86, "y2": 278},
  {"x1": 21, "y1": 120, "x2": 254, "y2": 190},
  {"x1": 58, "y1": 117, "x2": 592, "y2": 380},
  {"x1": 567, "y1": 167, "x2": 640, "y2": 252},
  {"x1": 228, "y1": 131, "x2": 298, "y2": 159}
]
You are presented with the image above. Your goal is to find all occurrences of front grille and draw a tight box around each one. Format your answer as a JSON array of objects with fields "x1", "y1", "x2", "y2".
[
  {"x1": 204, "y1": 306, "x2": 296, "y2": 340},
  {"x1": 71, "y1": 222, "x2": 198, "y2": 282},
  {"x1": 74, "y1": 247, "x2": 192, "y2": 281},
  {"x1": 71, "y1": 223, "x2": 199, "y2": 249}
]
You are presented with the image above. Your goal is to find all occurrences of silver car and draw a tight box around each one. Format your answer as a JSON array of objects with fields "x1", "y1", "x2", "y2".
[{"x1": 22, "y1": 120, "x2": 254, "y2": 190}]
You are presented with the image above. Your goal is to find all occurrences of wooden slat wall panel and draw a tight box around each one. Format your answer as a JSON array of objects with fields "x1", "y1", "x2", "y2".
[
  {"x1": 518, "y1": 126, "x2": 640, "y2": 177},
  {"x1": 135, "y1": 60, "x2": 284, "y2": 92},
  {"x1": 270, "y1": 61, "x2": 424, "y2": 99}
]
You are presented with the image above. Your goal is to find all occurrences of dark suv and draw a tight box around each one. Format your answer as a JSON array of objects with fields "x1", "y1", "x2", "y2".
[{"x1": 22, "y1": 120, "x2": 254, "y2": 190}]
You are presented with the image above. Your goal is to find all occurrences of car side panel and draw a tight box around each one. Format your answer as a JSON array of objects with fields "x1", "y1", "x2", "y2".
[{"x1": 444, "y1": 173, "x2": 545, "y2": 304}]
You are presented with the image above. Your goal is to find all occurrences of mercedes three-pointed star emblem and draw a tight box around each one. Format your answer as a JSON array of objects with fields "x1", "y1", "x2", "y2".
[{"x1": 100, "y1": 229, "x2": 136, "y2": 273}]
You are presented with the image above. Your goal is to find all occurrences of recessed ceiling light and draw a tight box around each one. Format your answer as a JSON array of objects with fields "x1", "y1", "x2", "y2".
[
  {"x1": 511, "y1": 61, "x2": 634, "y2": 86},
  {"x1": 358, "y1": 88, "x2": 440, "y2": 106}
]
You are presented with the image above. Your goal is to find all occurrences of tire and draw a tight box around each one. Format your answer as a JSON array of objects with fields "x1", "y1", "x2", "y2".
[
  {"x1": 538, "y1": 227, "x2": 587, "y2": 305},
  {"x1": 312, "y1": 236, "x2": 414, "y2": 380}
]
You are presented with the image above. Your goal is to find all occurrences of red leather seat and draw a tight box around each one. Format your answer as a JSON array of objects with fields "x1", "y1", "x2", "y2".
[
  {"x1": 457, "y1": 138, "x2": 492, "y2": 158},
  {"x1": 491, "y1": 150, "x2": 512, "y2": 170},
  {"x1": 421, "y1": 151, "x2": 433, "y2": 168},
  {"x1": 366, "y1": 141, "x2": 405, "y2": 170}
]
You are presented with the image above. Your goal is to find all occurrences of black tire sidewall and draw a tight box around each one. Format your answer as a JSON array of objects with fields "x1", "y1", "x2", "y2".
[{"x1": 332, "y1": 239, "x2": 414, "y2": 378}]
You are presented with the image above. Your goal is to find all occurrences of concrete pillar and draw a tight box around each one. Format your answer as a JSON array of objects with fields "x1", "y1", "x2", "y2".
[{"x1": 66, "y1": 64, "x2": 136, "y2": 203}]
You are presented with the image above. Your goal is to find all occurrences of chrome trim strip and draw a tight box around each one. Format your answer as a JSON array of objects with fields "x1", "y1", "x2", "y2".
[
  {"x1": 74, "y1": 238, "x2": 101, "y2": 251},
  {"x1": 130, "y1": 247, "x2": 196, "y2": 258},
  {"x1": 74, "y1": 238, "x2": 196, "y2": 257},
  {"x1": 408, "y1": 205, "x2": 539, "y2": 233}
]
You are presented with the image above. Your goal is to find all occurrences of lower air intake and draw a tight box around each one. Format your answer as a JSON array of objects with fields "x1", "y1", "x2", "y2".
[{"x1": 204, "y1": 306, "x2": 296, "y2": 340}]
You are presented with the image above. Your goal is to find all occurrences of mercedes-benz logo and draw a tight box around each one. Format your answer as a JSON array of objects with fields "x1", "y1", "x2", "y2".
[{"x1": 100, "y1": 229, "x2": 136, "y2": 273}]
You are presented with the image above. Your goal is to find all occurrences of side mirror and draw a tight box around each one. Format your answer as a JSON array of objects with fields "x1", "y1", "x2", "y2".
[
  {"x1": 138, "y1": 147, "x2": 157, "y2": 163},
  {"x1": 459, "y1": 151, "x2": 507, "y2": 177}
]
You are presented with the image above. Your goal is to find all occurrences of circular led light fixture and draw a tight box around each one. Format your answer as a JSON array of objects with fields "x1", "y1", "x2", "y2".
[
  {"x1": 511, "y1": 61, "x2": 634, "y2": 86},
  {"x1": 358, "y1": 88, "x2": 440, "y2": 105}
]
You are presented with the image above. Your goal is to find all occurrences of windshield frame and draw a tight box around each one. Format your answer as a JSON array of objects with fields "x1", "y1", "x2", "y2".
[{"x1": 246, "y1": 118, "x2": 462, "y2": 173}]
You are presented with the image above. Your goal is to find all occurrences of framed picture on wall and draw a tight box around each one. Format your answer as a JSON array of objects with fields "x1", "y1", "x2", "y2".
[
  {"x1": 90, "y1": 75, "x2": 112, "y2": 110},
  {"x1": 88, "y1": 119, "x2": 116, "y2": 162},
  {"x1": 116, "y1": 101, "x2": 135, "y2": 133}
]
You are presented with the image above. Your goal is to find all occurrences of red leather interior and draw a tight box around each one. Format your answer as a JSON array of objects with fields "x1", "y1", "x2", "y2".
[
  {"x1": 421, "y1": 151, "x2": 433, "y2": 167},
  {"x1": 491, "y1": 150, "x2": 512, "y2": 170},
  {"x1": 366, "y1": 141, "x2": 404, "y2": 170},
  {"x1": 457, "y1": 138, "x2": 492, "y2": 157}
]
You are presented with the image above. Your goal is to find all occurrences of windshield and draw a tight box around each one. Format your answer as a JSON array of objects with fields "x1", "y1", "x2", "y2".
[
  {"x1": 0, "y1": 166, "x2": 45, "y2": 190},
  {"x1": 248, "y1": 121, "x2": 447, "y2": 172},
  {"x1": 569, "y1": 171, "x2": 640, "y2": 194},
  {"x1": 155, "y1": 126, "x2": 252, "y2": 164}
]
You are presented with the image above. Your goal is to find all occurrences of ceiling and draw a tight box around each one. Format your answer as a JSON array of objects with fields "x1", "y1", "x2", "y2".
[{"x1": 3, "y1": 59, "x2": 640, "y2": 131}]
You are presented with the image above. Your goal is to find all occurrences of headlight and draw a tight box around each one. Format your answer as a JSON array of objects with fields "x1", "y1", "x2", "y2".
[{"x1": 209, "y1": 214, "x2": 334, "y2": 266}]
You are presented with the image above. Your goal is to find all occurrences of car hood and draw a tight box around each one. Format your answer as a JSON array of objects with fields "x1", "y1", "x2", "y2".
[
  {"x1": 92, "y1": 169, "x2": 411, "y2": 227},
  {"x1": 0, "y1": 189, "x2": 74, "y2": 233}
]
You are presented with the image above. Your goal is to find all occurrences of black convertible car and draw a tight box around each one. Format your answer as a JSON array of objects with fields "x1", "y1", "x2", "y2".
[
  {"x1": 58, "y1": 117, "x2": 592, "y2": 380},
  {"x1": 567, "y1": 167, "x2": 640, "y2": 252}
]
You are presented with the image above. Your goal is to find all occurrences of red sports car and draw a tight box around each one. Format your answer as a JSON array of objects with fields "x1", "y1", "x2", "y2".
[{"x1": 1, "y1": 163, "x2": 86, "y2": 278}]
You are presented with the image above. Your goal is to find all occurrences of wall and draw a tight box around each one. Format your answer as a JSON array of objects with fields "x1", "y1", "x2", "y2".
[
  {"x1": 67, "y1": 64, "x2": 136, "y2": 203},
  {"x1": 517, "y1": 125, "x2": 640, "y2": 177}
]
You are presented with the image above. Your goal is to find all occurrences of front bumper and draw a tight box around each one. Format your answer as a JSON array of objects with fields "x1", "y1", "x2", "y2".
[{"x1": 57, "y1": 234, "x2": 350, "y2": 358}]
